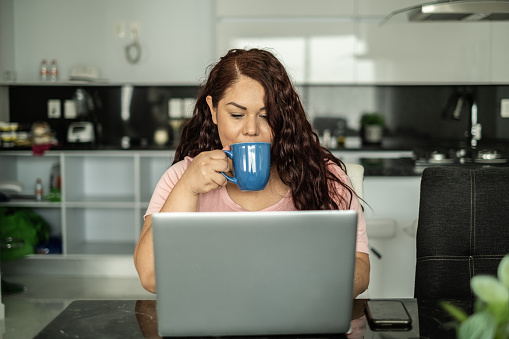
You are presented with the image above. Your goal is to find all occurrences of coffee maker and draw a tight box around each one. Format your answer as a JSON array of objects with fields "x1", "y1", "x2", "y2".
[{"x1": 67, "y1": 88, "x2": 102, "y2": 146}]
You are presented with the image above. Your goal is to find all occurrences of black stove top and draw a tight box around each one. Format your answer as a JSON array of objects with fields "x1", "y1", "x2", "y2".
[{"x1": 414, "y1": 147, "x2": 508, "y2": 166}]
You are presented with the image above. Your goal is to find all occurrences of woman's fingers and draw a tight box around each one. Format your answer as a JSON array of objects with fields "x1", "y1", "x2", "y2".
[{"x1": 184, "y1": 150, "x2": 230, "y2": 194}]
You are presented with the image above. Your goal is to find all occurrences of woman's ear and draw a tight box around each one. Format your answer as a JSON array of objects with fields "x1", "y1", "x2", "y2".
[{"x1": 206, "y1": 95, "x2": 217, "y2": 125}]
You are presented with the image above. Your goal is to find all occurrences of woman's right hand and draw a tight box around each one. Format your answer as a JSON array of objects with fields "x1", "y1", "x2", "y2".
[{"x1": 178, "y1": 149, "x2": 230, "y2": 196}]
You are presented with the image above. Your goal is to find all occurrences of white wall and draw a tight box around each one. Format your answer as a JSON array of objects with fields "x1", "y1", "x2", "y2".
[{"x1": 10, "y1": 0, "x2": 214, "y2": 83}]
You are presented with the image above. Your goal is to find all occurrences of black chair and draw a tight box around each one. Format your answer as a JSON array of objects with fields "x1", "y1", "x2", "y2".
[
  {"x1": 414, "y1": 166, "x2": 509, "y2": 299},
  {"x1": 1, "y1": 237, "x2": 27, "y2": 296}
]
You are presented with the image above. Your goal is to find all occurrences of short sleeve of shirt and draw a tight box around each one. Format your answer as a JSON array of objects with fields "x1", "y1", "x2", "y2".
[
  {"x1": 144, "y1": 157, "x2": 192, "y2": 217},
  {"x1": 326, "y1": 163, "x2": 368, "y2": 254}
]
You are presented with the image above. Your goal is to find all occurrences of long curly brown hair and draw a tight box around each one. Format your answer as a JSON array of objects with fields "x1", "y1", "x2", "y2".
[{"x1": 174, "y1": 48, "x2": 354, "y2": 210}]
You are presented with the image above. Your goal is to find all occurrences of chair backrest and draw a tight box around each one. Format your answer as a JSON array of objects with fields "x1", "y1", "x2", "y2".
[
  {"x1": 344, "y1": 163, "x2": 364, "y2": 200},
  {"x1": 414, "y1": 166, "x2": 509, "y2": 299}
]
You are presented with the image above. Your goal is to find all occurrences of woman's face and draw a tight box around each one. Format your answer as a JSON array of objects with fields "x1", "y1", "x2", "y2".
[{"x1": 206, "y1": 76, "x2": 273, "y2": 148}]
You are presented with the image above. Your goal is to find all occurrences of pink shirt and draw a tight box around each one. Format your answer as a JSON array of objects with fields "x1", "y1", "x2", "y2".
[{"x1": 145, "y1": 156, "x2": 368, "y2": 254}]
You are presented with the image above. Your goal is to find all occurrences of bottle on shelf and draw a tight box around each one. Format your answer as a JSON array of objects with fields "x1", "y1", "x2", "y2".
[
  {"x1": 40, "y1": 59, "x2": 48, "y2": 81},
  {"x1": 35, "y1": 178, "x2": 43, "y2": 201},
  {"x1": 49, "y1": 59, "x2": 58, "y2": 82}
]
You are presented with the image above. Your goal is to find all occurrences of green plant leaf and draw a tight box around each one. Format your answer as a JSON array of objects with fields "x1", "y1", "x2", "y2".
[
  {"x1": 474, "y1": 299, "x2": 487, "y2": 314},
  {"x1": 471, "y1": 275, "x2": 509, "y2": 304},
  {"x1": 458, "y1": 311, "x2": 496, "y2": 339},
  {"x1": 360, "y1": 113, "x2": 385, "y2": 126},
  {"x1": 441, "y1": 301, "x2": 469, "y2": 323},
  {"x1": 500, "y1": 321, "x2": 509, "y2": 338},
  {"x1": 485, "y1": 301, "x2": 509, "y2": 325},
  {"x1": 498, "y1": 255, "x2": 509, "y2": 289}
]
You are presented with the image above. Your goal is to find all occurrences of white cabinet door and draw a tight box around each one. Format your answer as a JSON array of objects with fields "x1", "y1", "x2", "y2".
[
  {"x1": 215, "y1": 0, "x2": 356, "y2": 84},
  {"x1": 216, "y1": 0, "x2": 354, "y2": 17},
  {"x1": 12, "y1": 0, "x2": 214, "y2": 83},
  {"x1": 216, "y1": 21, "x2": 357, "y2": 84},
  {"x1": 490, "y1": 22, "x2": 509, "y2": 82},
  {"x1": 355, "y1": 22, "x2": 491, "y2": 83},
  {"x1": 356, "y1": 0, "x2": 424, "y2": 17},
  {"x1": 0, "y1": 0, "x2": 15, "y2": 80},
  {"x1": 364, "y1": 176, "x2": 421, "y2": 298}
]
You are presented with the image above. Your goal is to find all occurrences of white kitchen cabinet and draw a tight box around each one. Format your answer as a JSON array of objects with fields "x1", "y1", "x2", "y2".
[
  {"x1": 216, "y1": 0, "x2": 355, "y2": 17},
  {"x1": 64, "y1": 154, "x2": 136, "y2": 205},
  {"x1": 215, "y1": 1, "x2": 496, "y2": 84},
  {"x1": 356, "y1": 0, "x2": 424, "y2": 17},
  {"x1": 139, "y1": 152, "x2": 175, "y2": 204},
  {"x1": 0, "y1": 150, "x2": 174, "y2": 262},
  {"x1": 490, "y1": 22, "x2": 509, "y2": 83},
  {"x1": 3, "y1": 0, "x2": 214, "y2": 83},
  {"x1": 363, "y1": 176, "x2": 421, "y2": 298},
  {"x1": 215, "y1": 21, "x2": 357, "y2": 84},
  {"x1": 0, "y1": 153, "x2": 64, "y2": 236},
  {"x1": 355, "y1": 22, "x2": 491, "y2": 83},
  {"x1": 333, "y1": 150, "x2": 420, "y2": 298},
  {"x1": 2, "y1": 0, "x2": 505, "y2": 85},
  {"x1": 215, "y1": 0, "x2": 357, "y2": 84},
  {"x1": 355, "y1": 0, "x2": 493, "y2": 84}
]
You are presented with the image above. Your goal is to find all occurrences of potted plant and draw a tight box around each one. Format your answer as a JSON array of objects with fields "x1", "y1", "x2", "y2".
[
  {"x1": 442, "y1": 254, "x2": 509, "y2": 339},
  {"x1": 360, "y1": 112, "x2": 385, "y2": 145}
]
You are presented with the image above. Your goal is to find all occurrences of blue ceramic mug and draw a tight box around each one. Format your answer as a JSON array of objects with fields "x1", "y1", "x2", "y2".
[{"x1": 222, "y1": 142, "x2": 271, "y2": 191}]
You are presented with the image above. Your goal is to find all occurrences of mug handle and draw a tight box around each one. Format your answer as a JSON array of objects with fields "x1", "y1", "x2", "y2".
[{"x1": 221, "y1": 150, "x2": 237, "y2": 184}]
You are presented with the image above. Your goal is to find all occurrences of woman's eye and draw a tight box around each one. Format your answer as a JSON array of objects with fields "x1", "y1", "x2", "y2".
[
  {"x1": 260, "y1": 115, "x2": 268, "y2": 120},
  {"x1": 230, "y1": 113, "x2": 243, "y2": 119}
]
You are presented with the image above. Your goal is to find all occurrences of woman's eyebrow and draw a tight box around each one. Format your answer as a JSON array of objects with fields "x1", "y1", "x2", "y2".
[
  {"x1": 226, "y1": 102, "x2": 247, "y2": 110},
  {"x1": 226, "y1": 102, "x2": 266, "y2": 112}
]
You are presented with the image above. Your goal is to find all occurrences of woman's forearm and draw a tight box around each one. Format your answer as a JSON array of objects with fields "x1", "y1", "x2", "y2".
[
  {"x1": 353, "y1": 252, "x2": 370, "y2": 298},
  {"x1": 134, "y1": 216, "x2": 156, "y2": 293},
  {"x1": 134, "y1": 180, "x2": 202, "y2": 293},
  {"x1": 160, "y1": 179, "x2": 200, "y2": 212}
]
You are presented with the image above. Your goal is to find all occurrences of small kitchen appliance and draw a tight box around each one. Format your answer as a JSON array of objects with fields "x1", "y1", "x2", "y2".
[{"x1": 67, "y1": 122, "x2": 95, "y2": 143}]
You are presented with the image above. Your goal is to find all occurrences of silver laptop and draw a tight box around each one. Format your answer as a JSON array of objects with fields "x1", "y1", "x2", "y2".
[{"x1": 152, "y1": 210, "x2": 358, "y2": 337}]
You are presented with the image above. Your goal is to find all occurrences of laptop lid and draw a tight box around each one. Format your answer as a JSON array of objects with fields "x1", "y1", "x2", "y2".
[{"x1": 152, "y1": 210, "x2": 358, "y2": 337}]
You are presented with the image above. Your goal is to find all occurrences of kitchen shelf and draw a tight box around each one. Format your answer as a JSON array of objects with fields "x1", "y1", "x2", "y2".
[
  {"x1": 0, "y1": 200, "x2": 61, "y2": 208},
  {"x1": 0, "y1": 150, "x2": 174, "y2": 261},
  {"x1": 67, "y1": 242, "x2": 136, "y2": 256},
  {"x1": 65, "y1": 196, "x2": 137, "y2": 206},
  {"x1": 0, "y1": 81, "x2": 201, "y2": 87}
]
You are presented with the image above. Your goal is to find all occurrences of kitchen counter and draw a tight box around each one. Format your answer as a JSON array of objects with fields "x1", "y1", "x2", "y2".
[
  {"x1": 0, "y1": 143, "x2": 416, "y2": 152},
  {"x1": 34, "y1": 298, "x2": 472, "y2": 338},
  {"x1": 361, "y1": 158, "x2": 419, "y2": 176},
  {"x1": 2, "y1": 148, "x2": 508, "y2": 178}
]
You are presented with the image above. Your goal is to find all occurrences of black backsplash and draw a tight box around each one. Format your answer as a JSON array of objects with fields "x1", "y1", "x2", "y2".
[
  {"x1": 375, "y1": 85, "x2": 503, "y2": 141},
  {"x1": 9, "y1": 85, "x2": 199, "y2": 148},
  {"x1": 8, "y1": 84, "x2": 509, "y2": 150}
]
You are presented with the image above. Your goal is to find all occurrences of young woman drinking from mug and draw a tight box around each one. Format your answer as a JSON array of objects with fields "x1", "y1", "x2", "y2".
[{"x1": 134, "y1": 48, "x2": 370, "y2": 297}]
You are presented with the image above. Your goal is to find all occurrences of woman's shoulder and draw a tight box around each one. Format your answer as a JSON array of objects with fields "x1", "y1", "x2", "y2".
[
  {"x1": 172, "y1": 156, "x2": 193, "y2": 171},
  {"x1": 325, "y1": 160, "x2": 347, "y2": 177}
]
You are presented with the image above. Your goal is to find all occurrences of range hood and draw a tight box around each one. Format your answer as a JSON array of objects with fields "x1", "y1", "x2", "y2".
[{"x1": 382, "y1": 0, "x2": 509, "y2": 24}]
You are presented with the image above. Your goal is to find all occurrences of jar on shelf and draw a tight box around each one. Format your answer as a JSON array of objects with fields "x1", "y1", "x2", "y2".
[
  {"x1": 40, "y1": 59, "x2": 48, "y2": 81},
  {"x1": 49, "y1": 59, "x2": 58, "y2": 82},
  {"x1": 35, "y1": 178, "x2": 43, "y2": 201}
]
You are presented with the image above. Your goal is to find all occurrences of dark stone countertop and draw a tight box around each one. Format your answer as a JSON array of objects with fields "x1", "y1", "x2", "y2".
[
  {"x1": 3, "y1": 142, "x2": 508, "y2": 178},
  {"x1": 34, "y1": 298, "x2": 474, "y2": 339}
]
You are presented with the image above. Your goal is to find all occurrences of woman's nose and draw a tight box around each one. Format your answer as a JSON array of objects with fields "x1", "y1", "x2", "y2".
[{"x1": 242, "y1": 116, "x2": 259, "y2": 136}]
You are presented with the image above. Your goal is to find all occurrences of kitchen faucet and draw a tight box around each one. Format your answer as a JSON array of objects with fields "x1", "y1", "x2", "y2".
[
  {"x1": 469, "y1": 99, "x2": 482, "y2": 149},
  {"x1": 450, "y1": 92, "x2": 482, "y2": 149}
]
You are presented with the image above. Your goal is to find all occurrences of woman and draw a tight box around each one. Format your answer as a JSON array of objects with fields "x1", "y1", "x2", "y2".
[{"x1": 134, "y1": 48, "x2": 369, "y2": 296}]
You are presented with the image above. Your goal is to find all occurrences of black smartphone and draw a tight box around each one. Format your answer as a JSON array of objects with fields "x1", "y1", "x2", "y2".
[{"x1": 365, "y1": 300, "x2": 412, "y2": 328}]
